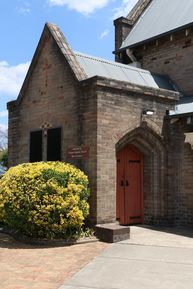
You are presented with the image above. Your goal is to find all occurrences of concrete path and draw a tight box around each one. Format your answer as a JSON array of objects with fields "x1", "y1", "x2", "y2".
[{"x1": 59, "y1": 226, "x2": 193, "y2": 289}]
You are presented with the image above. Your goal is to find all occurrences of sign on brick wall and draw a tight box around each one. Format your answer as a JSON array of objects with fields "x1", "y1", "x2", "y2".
[{"x1": 67, "y1": 146, "x2": 89, "y2": 159}]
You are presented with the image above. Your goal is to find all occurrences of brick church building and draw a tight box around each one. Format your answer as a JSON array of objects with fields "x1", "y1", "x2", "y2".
[{"x1": 7, "y1": 0, "x2": 193, "y2": 229}]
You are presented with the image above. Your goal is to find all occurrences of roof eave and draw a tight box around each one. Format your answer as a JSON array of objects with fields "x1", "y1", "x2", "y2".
[{"x1": 115, "y1": 22, "x2": 193, "y2": 53}]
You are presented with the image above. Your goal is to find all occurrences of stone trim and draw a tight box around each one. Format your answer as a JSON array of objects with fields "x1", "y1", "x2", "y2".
[
  {"x1": 126, "y1": 0, "x2": 152, "y2": 25},
  {"x1": 114, "y1": 17, "x2": 133, "y2": 27},
  {"x1": 80, "y1": 76, "x2": 179, "y2": 103},
  {"x1": 46, "y1": 23, "x2": 88, "y2": 81},
  {"x1": 7, "y1": 100, "x2": 17, "y2": 111}
]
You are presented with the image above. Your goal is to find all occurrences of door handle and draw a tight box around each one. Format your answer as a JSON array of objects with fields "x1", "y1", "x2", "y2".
[{"x1": 125, "y1": 180, "x2": 129, "y2": 186}]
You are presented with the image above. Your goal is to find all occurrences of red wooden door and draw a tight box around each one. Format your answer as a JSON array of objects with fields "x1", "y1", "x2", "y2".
[{"x1": 116, "y1": 144, "x2": 143, "y2": 225}]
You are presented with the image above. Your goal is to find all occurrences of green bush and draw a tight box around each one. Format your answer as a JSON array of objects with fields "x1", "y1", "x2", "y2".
[
  {"x1": 0, "y1": 149, "x2": 8, "y2": 169},
  {"x1": 0, "y1": 162, "x2": 89, "y2": 239}
]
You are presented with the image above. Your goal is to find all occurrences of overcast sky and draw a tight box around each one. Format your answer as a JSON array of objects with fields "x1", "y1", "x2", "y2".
[{"x1": 0, "y1": 0, "x2": 138, "y2": 130}]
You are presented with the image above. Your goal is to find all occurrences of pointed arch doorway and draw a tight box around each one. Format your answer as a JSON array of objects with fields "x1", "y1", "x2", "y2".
[{"x1": 116, "y1": 144, "x2": 144, "y2": 225}]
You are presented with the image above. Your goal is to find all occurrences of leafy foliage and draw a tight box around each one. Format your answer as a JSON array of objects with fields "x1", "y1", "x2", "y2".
[
  {"x1": 0, "y1": 129, "x2": 8, "y2": 172},
  {"x1": 0, "y1": 162, "x2": 89, "y2": 240},
  {"x1": 0, "y1": 149, "x2": 8, "y2": 169}
]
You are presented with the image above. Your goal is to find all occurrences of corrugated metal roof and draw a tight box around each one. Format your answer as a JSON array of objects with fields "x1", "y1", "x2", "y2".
[
  {"x1": 74, "y1": 51, "x2": 176, "y2": 91},
  {"x1": 170, "y1": 97, "x2": 193, "y2": 115},
  {"x1": 172, "y1": 103, "x2": 193, "y2": 115},
  {"x1": 121, "y1": 0, "x2": 193, "y2": 49}
]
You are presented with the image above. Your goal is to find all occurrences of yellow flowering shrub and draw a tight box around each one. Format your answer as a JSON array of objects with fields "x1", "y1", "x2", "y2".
[{"x1": 0, "y1": 162, "x2": 89, "y2": 239}]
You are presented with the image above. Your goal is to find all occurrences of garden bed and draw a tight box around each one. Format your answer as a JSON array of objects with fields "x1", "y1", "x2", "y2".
[{"x1": 0, "y1": 226, "x2": 97, "y2": 247}]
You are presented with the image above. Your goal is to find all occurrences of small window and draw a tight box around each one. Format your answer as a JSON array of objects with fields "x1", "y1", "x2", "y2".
[
  {"x1": 47, "y1": 127, "x2": 61, "y2": 161},
  {"x1": 30, "y1": 130, "x2": 43, "y2": 162}
]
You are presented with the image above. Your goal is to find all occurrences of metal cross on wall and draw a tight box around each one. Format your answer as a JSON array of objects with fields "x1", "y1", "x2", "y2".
[{"x1": 41, "y1": 122, "x2": 51, "y2": 136}]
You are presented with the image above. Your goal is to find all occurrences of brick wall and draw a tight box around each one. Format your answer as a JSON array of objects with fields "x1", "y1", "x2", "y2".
[
  {"x1": 134, "y1": 29, "x2": 193, "y2": 96},
  {"x1": 94, "y1": 78, "x2": 176, "y2": 224},
  {"x1": 114, "y1": 17, "x2": 132, "y2": 57},
  {"x1": 8, "y1": 29, "x2": 81, "y2": 165},
  {"x1": 164, "y1": 118, "x2": 193, "y2": 227},
  {"x1": 181, "y1": 143, "x2": 193, "y2": 226},
  {"x1": 79, "y1": 81, "x2": 97, "y2": 224}
]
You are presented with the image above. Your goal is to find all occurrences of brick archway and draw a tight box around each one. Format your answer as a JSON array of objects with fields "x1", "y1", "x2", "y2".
[{"x1": 116, "y1": 125, "x2": 167, "y2": 225}]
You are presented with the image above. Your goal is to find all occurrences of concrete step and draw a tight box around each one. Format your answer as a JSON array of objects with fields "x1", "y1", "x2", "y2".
[{"x1": 95, "y1": 223, "x2": 130, "y2": 243}]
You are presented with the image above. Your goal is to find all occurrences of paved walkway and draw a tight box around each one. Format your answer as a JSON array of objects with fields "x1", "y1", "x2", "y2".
[
  {"x1": 0, "y1": 232, "x2": 108, "y2": 289},
  {"x1": 60, "y1": 226, "x2": 193, "y2": 289}
]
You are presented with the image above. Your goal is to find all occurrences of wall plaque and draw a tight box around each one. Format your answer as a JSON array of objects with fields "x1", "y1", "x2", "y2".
[{"x1": 67, "y1": 146, "x2": 89, "y2": 159}]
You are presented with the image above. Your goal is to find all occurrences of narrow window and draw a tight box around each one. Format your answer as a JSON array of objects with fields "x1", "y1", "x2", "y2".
[
  {"x1": 47, "y1": 127, "x2": 61, "y2": 161},
  {"x1": 30, "y1": 130, "x2": 43, "y2": 162}
]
